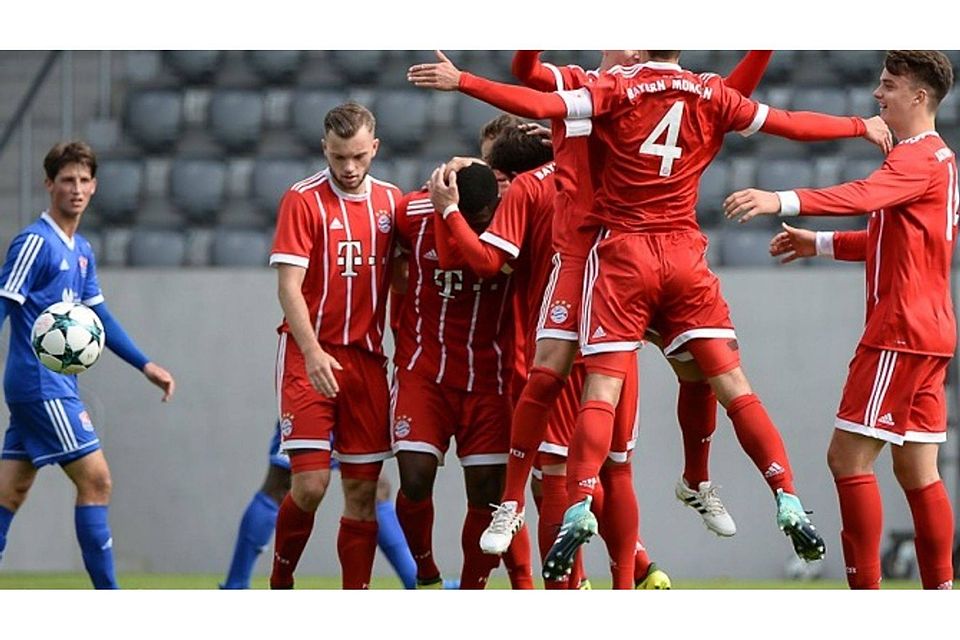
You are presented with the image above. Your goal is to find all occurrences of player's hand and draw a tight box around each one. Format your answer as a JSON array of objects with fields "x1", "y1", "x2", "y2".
[
  {"x1": 724, "y1": 188, "x2": 780, "y2": 223},
  {"x1": 407, "y1": 50, "x2": 461, "y2": 91},
  {"x1": 861, "y1": 116, "x2": 893, "y2": 154},
  {"x1": 304, "y1": 347, "x2": 342, "y2": 398},
  {"x1": 429, "y1": 163, "x2": 460, "y2": 215},
  {"x1": 769, "y1": 222, "x2": 817, "y2": 263},
  {"x1": 518, "y1": 122, "x2": 552, "y2": 147},
  {"x1": 143, "y1": 362, "x2": 176, "y2": 402},
  {"x1": 443, "y1": 156, "x2": 484, "y2": 181}
]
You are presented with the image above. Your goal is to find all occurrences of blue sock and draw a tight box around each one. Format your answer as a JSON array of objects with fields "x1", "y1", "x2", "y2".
[
  {"x1": 222, "y1": 491, "x2": 280, "y2": 589},
  {"x1": 0, "y1": 505, "x2": 14, "y2": 564},
  {"x1": 376, "y1": 498, "x2": 417, "y2": 589},
  {"x1": 74, "y1": 505, "x2": 118, "y2": 589}
]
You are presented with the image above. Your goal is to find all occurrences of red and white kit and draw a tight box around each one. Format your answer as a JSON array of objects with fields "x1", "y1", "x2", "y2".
[
  {"x1": 392, "y1": 190, "x2": 515, "y2": 465},
  {"x1": 270, "y1": 169, "x2": 400, "y2": 463},
  {"x1": 783, "y1": 132, "x2": 959, "y2": 444}
]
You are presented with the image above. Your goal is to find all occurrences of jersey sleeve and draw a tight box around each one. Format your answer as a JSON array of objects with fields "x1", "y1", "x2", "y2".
[
  {"x1": 440, "y1": 212, "x2": 509, "y2": 278},
  {"x1": 789, "y1": 149, "x2": 932, "y2": 215},
  {"x1": 833, "y1": 230, "x2": 868, "y2": 261},
  {"x1": 80, "y1": 240, "x2": 104, "y2": 306},
  {"x1": 712, "y1": 78, "x2": 769, "y2": 136},
  {"x1": 512, "y1": 51, "x2": 558, "y2": 91},
  {"x1": 393, "y1": 192, "x2": 413, "y2": 249},
  {"x1": 459, "y1": 72, "x2": 570, "y2": 120},
  {"x1": 0, "y1": 231, "x2": 48, "y2": 305},
  {"x1": 479, "y1": 175, "x2": 533, "y2": 260},
  {"x1": 724, "y1": 51, "x2": 772, "y2": 98},
  {"x1": 269, "y1": 190, "x2": 316, "y2": 268}
]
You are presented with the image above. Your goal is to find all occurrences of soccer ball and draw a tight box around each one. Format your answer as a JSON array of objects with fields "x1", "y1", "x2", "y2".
[{"x1": 31, "y1": 302, "x2": 106, "y2": 374}]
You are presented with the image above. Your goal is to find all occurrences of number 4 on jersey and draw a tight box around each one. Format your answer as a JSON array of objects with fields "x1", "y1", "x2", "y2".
[{"x1": 640, "y1": 101, "x2": 684, "y2": 177}]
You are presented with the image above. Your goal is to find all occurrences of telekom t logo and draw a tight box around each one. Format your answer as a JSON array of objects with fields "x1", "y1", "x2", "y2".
[
  {"x1": 433, "y1": 269, "x2": 464, "y2": 299},
  {"x1": 337, "y1": 241, "x2": 363, "y2": 277}
]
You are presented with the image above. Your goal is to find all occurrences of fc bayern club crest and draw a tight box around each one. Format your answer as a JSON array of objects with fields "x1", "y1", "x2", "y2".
[
  {"x1": 279, "y1": 413, "x2": 295, "y2": 437},
  {"x1": 393, "y1": 415, "x2": 411, "y2": 439},
  {"x1": 549, "y1": 300, "x2": 571, "y2": 324},
  {"x1": 377, "y1": 211, "x2": 392, "y2": 233}
]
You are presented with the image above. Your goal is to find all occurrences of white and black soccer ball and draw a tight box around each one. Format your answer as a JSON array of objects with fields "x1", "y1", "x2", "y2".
[{"x1": 31, "y1": 302, "x2": 106, "y2": 374}]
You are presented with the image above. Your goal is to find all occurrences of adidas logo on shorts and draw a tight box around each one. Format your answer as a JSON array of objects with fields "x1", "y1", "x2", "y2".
[
  {"x1": 592, "y1": 326, "x2": 607, "y2": 339},
  {"x1": 877, "y1": 413, "x2": 896, "y2": 427}
]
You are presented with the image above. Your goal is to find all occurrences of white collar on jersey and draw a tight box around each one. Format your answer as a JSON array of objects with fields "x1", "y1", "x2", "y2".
[
  {"x1": 899, "y1": 130, "x2": 940, "y2": 145},
  {"x1": 40, "y1": 211, "x2": 76, "y2": 250},
  {"x1": 324, "y1": 168, "x2": 372, "y2": 201}
]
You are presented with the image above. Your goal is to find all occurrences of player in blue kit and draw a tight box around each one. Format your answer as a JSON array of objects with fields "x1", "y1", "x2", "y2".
[
  {"x1": 0, "y1": 141, "x2": 176, "y2": 589},
  {"x1": 221, "y1": 424, "x2": 458, "y2": 589}
]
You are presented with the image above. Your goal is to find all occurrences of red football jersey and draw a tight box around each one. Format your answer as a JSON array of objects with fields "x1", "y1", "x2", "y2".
[
  {"x1": 791, "y1": 132, "x2": 959, "y2": 356},
  {"x1": 569, "y1": 62, "x2": 762, "y2": 232},
  {"x1": 393, "y1": 190, "x2": 515, "y2": 394},
  {"x1": 269, "y1": 169, "x2": 400, "y2": 356},
  {"x1": 479, "y1": 163, "x2": 558, "y2": 360}
]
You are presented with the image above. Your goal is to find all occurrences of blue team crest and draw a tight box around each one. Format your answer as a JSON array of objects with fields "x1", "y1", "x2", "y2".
[
  {"x1": 376, "y1": 211, "x2": 392, "y2": 234},
  {"x1": 78, "y1": 255, "x2": 88, "y2": 277},
  {"x1": 78, "y1": 410, "x2": 94, "y2": 432}
]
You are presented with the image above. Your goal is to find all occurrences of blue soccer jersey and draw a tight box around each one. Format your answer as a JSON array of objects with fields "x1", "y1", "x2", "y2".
[{"x1": 0, "y1": 212, "x2": 103, "y2": 403}]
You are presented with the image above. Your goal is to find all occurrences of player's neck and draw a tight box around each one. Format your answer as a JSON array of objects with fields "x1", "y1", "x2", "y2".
[
  {"x1": 894, "y1": 115, "x2": 937, "y2": 142},
  {"x1": 46, "y1": 208, "x2": 81, "y2": 238}
]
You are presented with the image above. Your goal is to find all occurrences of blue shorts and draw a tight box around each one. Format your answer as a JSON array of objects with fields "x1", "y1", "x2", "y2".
[
  {"x1": 3, "y1": 398, "x2": 101, "y2": 467},
  {"x1": 268, "y1": 422, "x2": 338, "y2": 471}
]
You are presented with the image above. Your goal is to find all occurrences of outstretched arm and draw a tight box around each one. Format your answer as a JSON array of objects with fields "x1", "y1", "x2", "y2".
[
  {"x1": 90, "y1": 301, "x2": 175, "y2": 401},
  {"x1": 769, "y1": 223, "x2": 867, "y2": 263},
  {"x1": 724, "y1": 50, "x2": 773, "y2": 97},
  {"x1": 761, "y1": 109, "x2": 892, "y2": 152},
  {"x1": 512, "y1": 50, "x2": 563, "y2": 91},
  {"x1": 408, "y1": 50, "x2": 568, "y2": 120}
]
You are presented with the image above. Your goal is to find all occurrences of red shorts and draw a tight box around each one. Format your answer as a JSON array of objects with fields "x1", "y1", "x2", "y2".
[
  {"x1": 581, "y1": 230, "x2": 735, "y2": 358},
  {"x1": 835, "y1": 345, "x2": 950, "y2": 445},
  {"x1": 276, "y1": 335, "x2": 391, "y2": 465},
  {"x1": 390, "y1": 368, "x2": 511, "y2": 466},
  {"x1": 539, "y1": 359, "x2": 639, "y2": 463}
]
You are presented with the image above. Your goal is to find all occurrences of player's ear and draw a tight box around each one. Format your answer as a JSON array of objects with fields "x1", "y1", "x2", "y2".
[
  {"x1": 89, "y1": 177, "x2": 97, "y2": 197},
  {"x1": 371, "y1": 137, "x2": 380, "y2": 157}
]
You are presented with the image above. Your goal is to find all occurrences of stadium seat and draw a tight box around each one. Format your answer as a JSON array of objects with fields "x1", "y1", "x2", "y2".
[
  {"x1": 126, "y1": 228, "x2": 187, "y2": 267},
  {"x1": 455, "y1": 97, "x2": 505, "y2": 145},
  {"x1": 374, "y1": 90, "x2": 431, "y2": 153},
  {"x1": 169, "y1": 158, "x2": 227, "y2": 224},
  {"x1": 91, "y1": 159, "x2": 143, "y2": 224},
  {"x1": 208, "y1": 89, "x2": 264, "y2": 153},
  {"x1": 124, "y1": 89, "x2": 182, "y2": 152},
  {"x1": 847, "y1": 86, "x2": 879, "y2": 118},
  {"x1": 163, "y1": 50, "x2": 223, "y2": 83},
  {"x1": 829, "y1": 50, "x2": 884, "y2": 83},
  {"x1": 790, "y1": 88, "x2": 848, "y2": 115},
  {"x1": 841, "y1": 159, "x2": 880, "y2": 183},
  {"x1": 246, "y1": 50, "x2": 304, "y2": 84},
  {"x1": 329, "y1": 50, "x2": 385, "y2": 84},
  {"x1": 210, "y1": 228, "x2": 272, "y2": 267},
  {"x1": 251, "y1": 157, "x2": 311, "y2": 216},
  {"x1": 291, "y1": 89, "x2": 349, "y2": 152},
  {"x1": 756, "y1": 159, "x2": 816, "y2": 191},
  {"x1": 719, "y1": 229, "x2": 780, "y2": 267},
  {"x1": 696, "y1": 160, "x2": 730, "y2": 228}
]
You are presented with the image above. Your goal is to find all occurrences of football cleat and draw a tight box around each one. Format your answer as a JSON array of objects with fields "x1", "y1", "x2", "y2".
[
  {"x1": 635, "y1": 562, "x2": 672, "y2": 590},
  {"x1": 542, "y1": 497, "x2": 597, "y2": 581},
  {"x1": 480, "y1": 501, "x2": 525, "y2": 555},
  {"x1": 675, "y1": 477, "x2": 737, "y2": 537},
  {"x1": 776, "y1": 489, "x2": 826, "y2": 562}
]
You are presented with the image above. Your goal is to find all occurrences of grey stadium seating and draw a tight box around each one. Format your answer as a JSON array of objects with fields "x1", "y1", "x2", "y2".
[
  {"x1": 374, "y1": 90, "x2": 431, "y2": 153},
  {"x1": 719, "y1": 229, "x2": 782, "y2": 267},
  {"x1": 126, "y1": 228, "x2": 187, "y2": 267},
  {"x1": 91, "y1": 159, "x2": 143, "y2": 224},
  {"x1": 251, "y1": 157, "x2": 310, "y2": 217},
  {"x1": 125, "y1": 89, "x2": 182, "y2": 152},
  {"x1": 290, "y1": 89, "x2": 349, "y2": 152},
  {"x1": 163, "y1": 50, "x2": 223, "y2": 84},
  {"x1": 208, "y1": 89, "x2": 265, "y2": 152},
  {"x1": 169, "y1": 158, "x2": 227, "y2": 224},
  {"x1": 245, "y1": 50, "x2": 304, "y2": 84},
  {"x1": 329, "y1": 50, "x2": 385, "y2": 84},
  {"x1": 210, "y1": 228, "x2": 273, "y2": 267}
]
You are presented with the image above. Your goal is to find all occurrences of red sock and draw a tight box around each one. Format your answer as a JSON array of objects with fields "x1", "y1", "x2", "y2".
[
  {"x1": 634, "y1": 538, "x2": 652, "y2": 584},
  {"x1": 567, "y1": 400, "x2": 616, "y2": 505},
  {"x1": 337, "y1": 517, "x2": 378, "y2": 589},
  {"x1": 270, "y1": 494, "x2": 315, "y2": 589},
  {"x1": 678, "y1": 380, "x2": 716, "y2": 486},
  {"x1": 835, "y1": 474, "x2": 882, "y2": 589},
  {"x1": 905, "y1": 480, "x2": 955, "y2": 590},
  {"x1": 597, "y1": 463, "x2": 639, "y2": 589},
  {"x1": 503, "y1": 367, "x2": 567, "y2": 506},
  {"x1": 460, "y1": 506, "x2": 501, "y2": 589},
  {"x1": 502, "y1": 525, "x2": 535, "y2": 589},
  {"x1": 540, "y1": 474, "x2": 572, "y2": 589},
  {"x1": 395, "y1": 491, "x2": 439, "y2": 582},
  {"x1": 726, "y1": 394, "x2": 794, "y2": 494}
]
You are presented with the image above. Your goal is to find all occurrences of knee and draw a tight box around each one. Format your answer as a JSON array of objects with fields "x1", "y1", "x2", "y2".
[
  {"x1": 0, "y1": 480, "x2": 32, "y2": 511},
  {"x1": 76, "y1": 472, "x2": 112, "y2": 504},
  {"x1": 291, "y1": 474, "x2": 329, "y2": 511},
  {"x1": 826, "y1": 442, "x2": 870, "y2": 479},
  {"x1": 892, "y1": 458, "x2": 939, "y2": 491},
  {"x1": 582, "y1": 374, "x2": 623, "y2": 406},
  {"x1": 399, "y1": 471, "x2": 434, "y2": 503},
  {"x1": 343, "y1": 480, "x2": 378, "y2": 520},
  {"x1": 708, "y1": 368, "x2": 752, "y2": 408}
]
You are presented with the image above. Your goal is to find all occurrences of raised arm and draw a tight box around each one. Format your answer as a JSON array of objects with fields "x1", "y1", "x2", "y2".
[
  {"x1": 769, "y1": 223, "x2": 867, "y2": 264},
  {"x1": 512, "y1": 50, "x2": 558, "y2": 91},
  {"x1": 724, "y1": 50, "x2": 773, "y2": 97},
  {"x1": 761, "y1": 108, "x2": 891, "y2": 151},
  {"x1": 408, "y1": 51, "x2": 568, "y2": 120}
]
